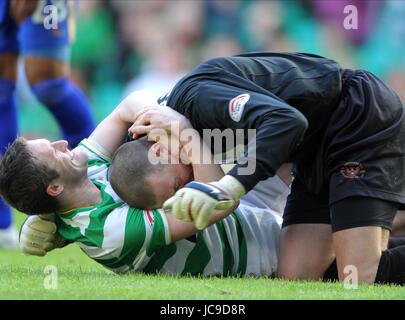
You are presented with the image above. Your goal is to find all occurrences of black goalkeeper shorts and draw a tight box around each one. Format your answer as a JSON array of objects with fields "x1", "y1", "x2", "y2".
[
  {"x1": 282, "y1": 177, "x2": 399, "y2": 232},
  {"x1": 283, "y1": 69, "x2": 405, "y2": 232}
]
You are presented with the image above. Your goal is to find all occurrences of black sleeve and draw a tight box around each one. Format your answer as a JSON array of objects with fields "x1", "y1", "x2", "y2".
[{"x1": 191, "y1": 81, "x2": 308, "y2": 192}]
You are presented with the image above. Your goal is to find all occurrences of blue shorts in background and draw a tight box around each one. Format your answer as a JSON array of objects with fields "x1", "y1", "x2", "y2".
[{"x1": 0, "y1": 0, "x2": 73, "y2": 60}]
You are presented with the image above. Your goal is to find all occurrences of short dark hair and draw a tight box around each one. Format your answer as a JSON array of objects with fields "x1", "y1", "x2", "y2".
[
  {"x1": 0, "y1": 137, "x2": 60, "y2": 215},
  {"x1": 109, "y1": 138, "x2": 163, "y2": 209}
]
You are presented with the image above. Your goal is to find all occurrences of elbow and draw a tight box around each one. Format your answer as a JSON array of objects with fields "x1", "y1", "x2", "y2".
[
  {"x1": 269, "y1": 106, "x2": 308, "y2": 135},
  {"x1": 292, "y1": 109, "x2": 309, "y2": 135},
  {"x1": 124, "y1": 90, "x2": 155, "y2": 104}
]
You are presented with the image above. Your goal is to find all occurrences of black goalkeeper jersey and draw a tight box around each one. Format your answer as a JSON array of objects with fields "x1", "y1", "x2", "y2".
[{"x1": 162, "y1": 52, "x2": 393, "y2": 193}]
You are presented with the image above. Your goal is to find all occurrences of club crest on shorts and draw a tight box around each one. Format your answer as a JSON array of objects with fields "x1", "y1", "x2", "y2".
[
  {"x1": 229, "y1": 93, "x2": 250, "y2": 122},
  {"x1": 340, "y1": 162, "x2": 365, "y2": 179}
]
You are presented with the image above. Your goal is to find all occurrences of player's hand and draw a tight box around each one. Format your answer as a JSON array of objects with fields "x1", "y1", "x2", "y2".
[
  {"x1": 163, "y1": 181, "x2": 236, "y2": 230},
  {"x1": 129, "y1": 106, "x2": 191, "y2": 140},
  {"x1": 19, "y1": 214, "x2": 66, "y2": 257}
]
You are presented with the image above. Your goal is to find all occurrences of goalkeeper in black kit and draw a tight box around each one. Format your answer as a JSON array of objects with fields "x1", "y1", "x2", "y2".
[{"x1": 130, "y1": 52, "x2": 405, "y2": 285}]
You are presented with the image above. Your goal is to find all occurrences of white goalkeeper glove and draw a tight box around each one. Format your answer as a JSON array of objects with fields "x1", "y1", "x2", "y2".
[
  {"x1": 163, "y1": 175, "x2": 246, "y2": 230},
  {"x1": 19, "y1": 214, "x2": 67, "y2": 257}
]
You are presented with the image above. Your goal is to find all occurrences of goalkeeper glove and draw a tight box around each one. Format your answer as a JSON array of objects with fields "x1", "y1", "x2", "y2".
[
  {"x1": 19, "y1": 214, "x2": 67, "y2": 257},
  {"x1": 163, "y1": 175, "x2": 246, "y2": 230}
]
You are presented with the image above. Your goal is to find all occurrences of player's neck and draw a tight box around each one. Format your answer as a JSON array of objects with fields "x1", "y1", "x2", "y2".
[{"x1": 58, "y1": 179, "x2": 102, "y2": 214}]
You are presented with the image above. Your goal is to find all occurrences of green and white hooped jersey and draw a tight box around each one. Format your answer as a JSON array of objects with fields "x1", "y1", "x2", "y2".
[{"x1": 55, "y1": 139, "x2": 288, "y2": 276}]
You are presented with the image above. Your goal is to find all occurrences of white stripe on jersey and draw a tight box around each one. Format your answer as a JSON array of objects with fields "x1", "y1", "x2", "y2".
[
  {"x1": 236, "y1": 204, "x2": 282, "y2": 276},
  {"x1": 157, "y1": 209, "x2": 171, "y2": 245},
  {"x1": 202, "y1": 226, "x2": 224, "y2": 276},
  {"x1": 132, "y1": 251, "x2": 151, "y2": 271},
  {"x1": 82, "y1": 139, "x2": 112, "y2": 161},
  {"x1": 76, "y1": 207, "x2": 128, "y2": 261},
  {"x1": 87, "y1": 164, "x2": 109, "y2": 181},
  {"x1": 236, "y1": 207, "x2": 262, "y2": 276},
  {"x1": 222, "y1": 215, "x2": 240, "y2": 274},
  {"x1": 103, "y1": 181, "x2": 122, "y2": 202},
  {"x1": 110, "y1": 264, "x2": 131, "y2": 274},
  {"x1": 241, "y1": 175, "x2": 290, "y2": 217},
  {"x1": 228, "y1": 174, "x2": 286, "y2": 276},
  {"x1": 60, "y1": 210, "x2": 93, "y2": 236},
  {"x1": 101, "y1": 206, "x2": 128, "y2": 258},
  {"x1": 79, "y1": 242, "x2": 117, "y2": 260},
  {"x1": 201, "y1": 255, "x2": 216, "y2": 276},
  {"x1": 160, "y1": 239, "x2": 195, "y2": 274},
  {"x1": 130, "y1": 214, "x2": 155, "y2": 270},
  {"x1": 79, "y1": 139, "x2": 111, "y2": 182}
]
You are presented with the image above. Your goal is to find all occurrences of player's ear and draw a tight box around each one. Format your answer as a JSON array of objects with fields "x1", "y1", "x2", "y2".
[
  {"x1": 150, "y1": 142, "x2": 162, "y2": 157},
  {"x1": 46, "y1": 184, "x2": 64, "y2": 197}
]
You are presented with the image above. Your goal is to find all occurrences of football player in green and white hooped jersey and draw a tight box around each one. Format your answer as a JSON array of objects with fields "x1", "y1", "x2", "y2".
[{"x1": 55, "y1": 137, "x2": 289, "y2": 276}]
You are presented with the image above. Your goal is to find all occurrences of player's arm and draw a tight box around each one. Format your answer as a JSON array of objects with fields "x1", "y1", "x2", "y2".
[
  {"x1": 165, "y1": 203, "x2": 238, "y2": 242},
  {"x1": 172, "y1": 122, "x2": 236, "y2": 237},
  {"x1": 89, "y1": 90, "x2": 157, "y2": 156},
  {"x1": 175, "y1": 83, "x2": 307, "y2": 226},
  {"x1": 180, "y1": 85, "x2": 306, "y2": 228},
  {"x1": 193, "y1": 82, "x2": 307, "y2": 193},
  {"x1": 131, "y1": 84, "x2": 307, "y2": 193},
  {"x1": 185, "y1": 128, "x2": 226, "y2": 183},
  {"x1": 129, "y1": 105, "x2": 225, "y2": 183},
  {"x1": 145, "y1": 116, "x2": 234, "y2": 240},
  {"x1": 130, "y1": 83, "x2": 307, "y2": 229},
  {"x1": 159, "y1": 136, "x2": 239, "y2": 243},
  {"x1": 165, "y1": 128, "x2": 235, "y2": 235}
]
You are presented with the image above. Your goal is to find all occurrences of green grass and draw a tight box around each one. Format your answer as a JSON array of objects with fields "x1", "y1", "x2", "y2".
[{"x1": 1, "y1": 213, "x2": 405, "y2": 300}]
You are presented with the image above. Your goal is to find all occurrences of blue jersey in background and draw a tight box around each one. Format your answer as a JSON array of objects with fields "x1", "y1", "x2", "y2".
[{"x1": 0, "y1": 0, "x2": 72, "y2": 55}]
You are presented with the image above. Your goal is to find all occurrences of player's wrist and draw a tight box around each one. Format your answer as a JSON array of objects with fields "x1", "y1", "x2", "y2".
[
  {"x1": 52, "y1": 233, "x2": 68, "y2": 249},
  {"x1": 217, "y1": 175, "x2": 246, "y2": 201},
  {"x1": 185, "y1": 181, "x2": 232, "y2": 202},
  {"x1": 179, "y1": 128, "x2": 204, "y2": 164},
  {"x1": 179, "y1": 117, "x2": 192, "y2": 133}
]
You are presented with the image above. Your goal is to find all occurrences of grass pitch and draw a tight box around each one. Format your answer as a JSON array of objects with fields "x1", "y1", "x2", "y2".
[{"x1": 1, "y1": 213, "x2": 405, "y2": 300}]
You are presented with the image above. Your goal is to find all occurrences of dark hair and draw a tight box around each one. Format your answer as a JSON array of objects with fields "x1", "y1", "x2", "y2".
[
  {"x1": 109, "y1": 138, "x2": 163, "y2": 209},
  {"x1": 0, "y1": 137, "x2": 60, "y2": 215}
]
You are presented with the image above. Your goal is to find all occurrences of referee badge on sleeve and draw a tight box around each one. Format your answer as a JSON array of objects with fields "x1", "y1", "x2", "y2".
[
  {"x1": 229, "y1": 93, "x2": 250, "y2": 122},
  {"x1": 340, "y1": 162, "x2": 365, "y2": 179}
]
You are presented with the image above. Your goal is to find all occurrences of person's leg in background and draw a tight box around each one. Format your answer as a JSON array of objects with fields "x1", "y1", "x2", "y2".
[
  {"x1": 0, "y1": 55, "x2": 19, "y2": 248},
  {"x1": 24, "y1": 53, "x2": 95, "y2": 147},
  {"x1": 0, "y1": 7, "x2": 20, "y2": 248},
  {"x1": 19, "y1": 0, "x2": 95, "y2": 148}
]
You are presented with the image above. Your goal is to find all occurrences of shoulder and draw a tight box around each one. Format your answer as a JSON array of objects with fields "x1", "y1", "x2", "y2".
[{"x1": 79, "y1": 139, "x2": 112, "y2": 162}]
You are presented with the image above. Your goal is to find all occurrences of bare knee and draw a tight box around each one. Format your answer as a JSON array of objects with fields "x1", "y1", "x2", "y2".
[
  {"x1": 278, "y1": 259, "x2": 330, "y2": 280},
  {"x1": 333, "y1": 227, "x2": 387, "y2": 284},
  {"x1": 278, "y1": 224, "x2": 334, "y2": 280},
  {"x1": 337, "y1": 255, "x2": 381, "y2": 283}
]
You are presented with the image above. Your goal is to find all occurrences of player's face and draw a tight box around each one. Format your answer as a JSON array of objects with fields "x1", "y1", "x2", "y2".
[
  {"x1": 26, "y1": 139, "x2": 88, "y2": 185},
  {"x1": 147, "y1": 163, "x2": 194, "y2": 208}
]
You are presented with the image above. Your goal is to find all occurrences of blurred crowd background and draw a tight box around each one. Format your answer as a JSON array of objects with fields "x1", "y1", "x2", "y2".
[{"x1": 17, "y1": 0, "x2": 405, "y2": 140}]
